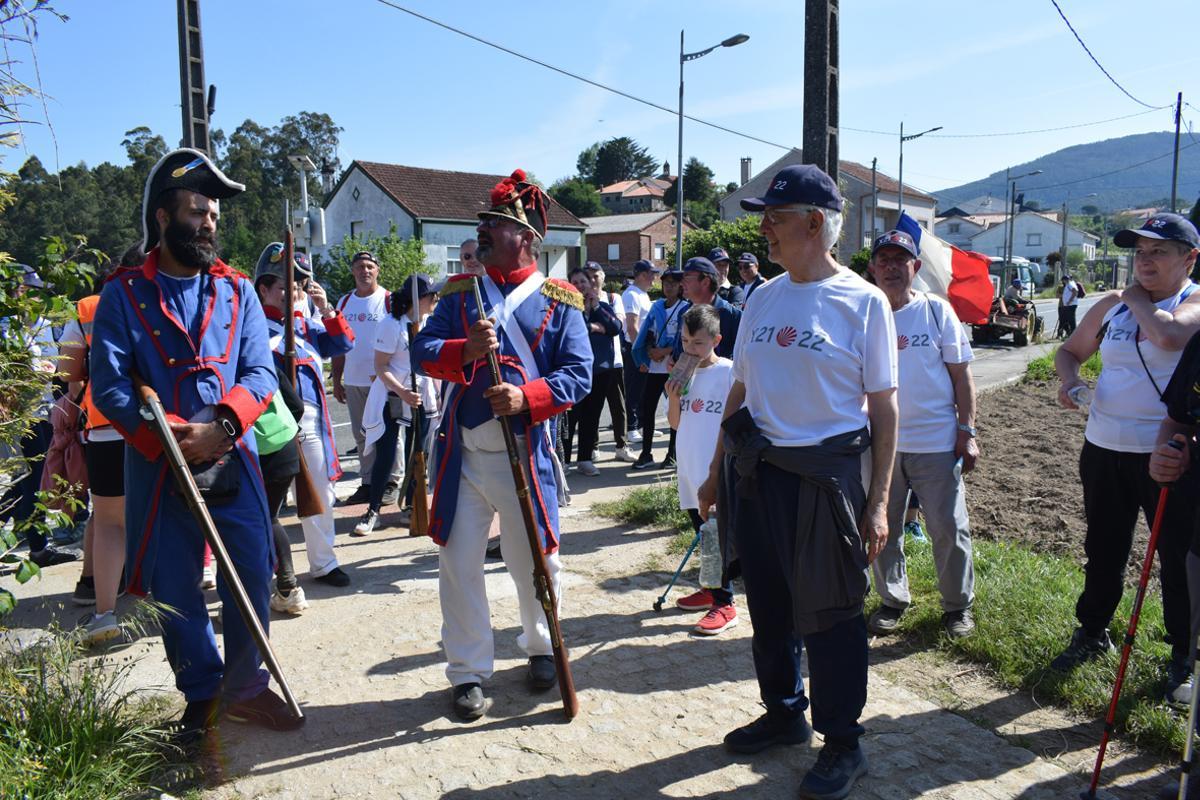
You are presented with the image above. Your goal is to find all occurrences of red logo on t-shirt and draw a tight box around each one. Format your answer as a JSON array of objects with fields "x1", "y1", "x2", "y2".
[
  {"x1": 690, "y1": 398, "x2": 704, "y2": 414},
  {"x1": 897, "y1": 334, "x2": 909, "y2": 351},
  {"x1": 776, "y1": 326, "x2": 797, "y2": 347}
]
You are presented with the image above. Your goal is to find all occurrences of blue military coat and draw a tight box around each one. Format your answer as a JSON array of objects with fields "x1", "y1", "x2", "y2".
[
  {"x1": 412, "y1": 266, "x2": 591, "y2": 552},
  {"x1": 89, "y1": 248, "x2": 277, "y2": 595}
]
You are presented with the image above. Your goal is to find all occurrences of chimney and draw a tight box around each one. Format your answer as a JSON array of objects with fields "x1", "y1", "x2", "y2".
[{"x1": 740, "y1": 157, "x2": 752, "y2": 186}]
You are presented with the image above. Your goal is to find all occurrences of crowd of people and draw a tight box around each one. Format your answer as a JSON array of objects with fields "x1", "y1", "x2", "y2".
[{"x1": 5, "y1": 146, "x2": 1200, "y2": 799}]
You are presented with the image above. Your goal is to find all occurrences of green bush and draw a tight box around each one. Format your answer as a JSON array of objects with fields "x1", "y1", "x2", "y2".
[
  {"x1": 313, "y1": 224, "x2": 436, "y2": 297},
  {"x1": 1023, "y1": 346, "x2": 1102, "y2": 383}
]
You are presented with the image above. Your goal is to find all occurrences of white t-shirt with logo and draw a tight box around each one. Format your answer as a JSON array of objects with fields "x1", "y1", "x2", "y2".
[
  {"x1": 337, "y1": 287, "x2": 390, "y2": 387},
  {"x1": 622, "y1": 284, "x2": 652, "y2": 337},
  {"x1": 676, "y1": 357, "x2": 734, "y2": 510},
  {"x1": 893, "y1": 293, "x2": 972, "y2": 453},
  {"x1": 732, "y1": 269, "x2": 897, "y2": 447},
  {"x1": 375, "y1": 313, "x2": 440, "y2": 419}
]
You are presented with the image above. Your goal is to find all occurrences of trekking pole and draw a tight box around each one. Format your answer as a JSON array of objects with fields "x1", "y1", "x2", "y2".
[
  {"x1": 1177, "y1": 631, "x2": 1200, "y2": 800},
  {"x1": 1082, "y1": 439, "x2": 1184, "y2": 799},
  {"x1": 653, "y1": 530, "x2": 701, "y2": 612}
]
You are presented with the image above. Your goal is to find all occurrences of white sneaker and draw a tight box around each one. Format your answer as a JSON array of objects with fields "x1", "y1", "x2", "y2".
[
  {"x1": 577, "y1": 460, "x2": 599, "y2": 476},
  {"x1": 201, "y1": 565, "x2": 217, "y2": 589},
  {"x1": 353, "y1": 510, "x2": 379, "y2": 537},
  {"x1": 627, "y1": 429, "x2": 643, "y2": 444},
  {"x1": 614, "y1": 446, "x2": 637, "y2": 463},
  {"x1": 270, "y1": 586, "x2": 310, "y2": 615}
]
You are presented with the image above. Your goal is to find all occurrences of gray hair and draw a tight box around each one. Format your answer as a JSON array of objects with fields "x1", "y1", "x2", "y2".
[
  {"x1": 791, "y1": 205, "x2": 844, "y2": 251},
  {"x1": 529, "y1": 236, "x2": 542, "y2": 261},
  {"x1": 460, "y1": 238, "x2": 478, "y2": 249}
]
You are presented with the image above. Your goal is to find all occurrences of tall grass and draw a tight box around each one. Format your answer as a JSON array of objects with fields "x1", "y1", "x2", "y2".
[
  {"x1": 1024, "y1": 345, "x2": 1102, "y2": 383},
  {"x1": 593, "y1": 481, "x2": 695, "y2": 553}
]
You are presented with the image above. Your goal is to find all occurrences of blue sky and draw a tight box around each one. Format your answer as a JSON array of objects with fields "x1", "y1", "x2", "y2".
[{"x1": 7, "y1": 0, "x2": 1199, "y2": 196}]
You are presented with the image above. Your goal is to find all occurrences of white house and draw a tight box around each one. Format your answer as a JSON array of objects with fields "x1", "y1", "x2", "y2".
[
  {"x1": 719, "y1": 149, "x2": 938, "y2": 260},
  {"x1": 968, "y1": 210, "x2": 1098, "y2": 264},
  {"x1": 934, "y1": 216, "x2": 987, "y2": 250},
  {"x1": 312, "y1": 161, "x2": 586, "y2": 279}
]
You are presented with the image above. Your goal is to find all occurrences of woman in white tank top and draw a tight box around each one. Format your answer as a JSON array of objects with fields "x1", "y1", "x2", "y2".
[{"x1": 1048, "y1": 213, "x2": 1200, "y2": 685}]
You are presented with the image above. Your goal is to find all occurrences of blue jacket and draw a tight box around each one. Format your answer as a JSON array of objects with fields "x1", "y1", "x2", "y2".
[
  {"x1": 412, "y1": 268, "x2": 592, "y2": 552},
  {"x1": 585, "y1": 300, "x2": 623, "y2": 371},
  {"x1": 632, "y1": 298, "x2": 688, "y2": 369},
  {"x1": 89, "y1": 249, "x2": 277, "y2": 595},
  {"x1": 670, "y1": 295, "x2": 742, "y2": 360}
]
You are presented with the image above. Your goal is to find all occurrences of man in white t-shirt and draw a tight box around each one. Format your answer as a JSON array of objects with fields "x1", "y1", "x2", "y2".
[
  {"x1": 865, "y1": 229, "x2": 979, "y2": 640},
  {"x1": 697, "y1": 164, "x2": 898, "y2": 799},
  {"x1": 331, "y1": 251, "x2": 398, "y2": 504},
  {"x1": 622, "y1": 260, "x2": 657, "y2": 444}
]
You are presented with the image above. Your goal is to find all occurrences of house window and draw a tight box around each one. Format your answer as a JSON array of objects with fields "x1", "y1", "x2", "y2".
[
  {"x1": 653, "y1": 243, "x2": 665, "y2": 260},
  {"x1": 607, "y1": 243, "x2": 620, "y2": 261},
  {"x1": 949, "y1": 223, "x2": 960, "y2": 234},
  {"x1": 446, "y1": 245, "x2": 462, "y2": 275},
  {"x1": 350, "y1": 220, "x2": 364, "y2": 237},
  {"x1": 1027, "y1": 233, "x2": 1042, "y2": 247}
]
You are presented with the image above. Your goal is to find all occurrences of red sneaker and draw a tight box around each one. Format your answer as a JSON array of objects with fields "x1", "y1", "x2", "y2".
[
  {"x1": 694, "y1": 604, "x2": 739, "y2": 635},
  {"x1": 675, "y1": 589, "x2": 714, "y2": 611}
]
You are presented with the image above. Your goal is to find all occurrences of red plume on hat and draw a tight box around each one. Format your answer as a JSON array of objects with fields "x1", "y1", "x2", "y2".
[{"x1": 480, "y1": 168, "x2": 548, "y2": 239}]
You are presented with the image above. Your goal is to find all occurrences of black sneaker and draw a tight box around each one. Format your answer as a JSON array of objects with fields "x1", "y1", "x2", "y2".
[
  {"x1": 169, "y1": 697, "x2": 220, "y2": 748},
  {"x1": 631, "y1": 454, "x2": 656, "y2": 471},
  {"x1": 799, "y1": 741, "x2": 867, "y2": 800},
  {"x1": 528, "y1": 655, "x2": 557, "y2": 690},
  {"x1": 72, "y1": 575, "x2": 96, "y2": 606},
  {"x1": 723, "y1": 711, "x2": 812, "y2": 754},
  {"x1": 314, "y1": 567, "x2": 351, "y2": 587},
  {"x1": 223, "y1": 688, "x2": 304, "y2": 731},
  {"x1": 341, "y1": 484, "x2": 371, "y2": 506},
  {"x1": 30, "y1": 546, "x2": 79, "y2": 568},
  {"x1": 658, "y1": 455, "x2": 676, "y2": 470},
  {"x1": 1050, "y1": 627, "x2": 1114, "y2": 672},
  {"x1": 452, "y1": 682, "x2": 486, "y2": 720},
  {"x1": 380, "y1": 481, "x2": 400, "y2": 507},
  {"x1": 943, "y1": 608, "x2": 975, "y2": 640},
  {"x1": 867, "y1": 605, "x2": 903, "y2": 635}
]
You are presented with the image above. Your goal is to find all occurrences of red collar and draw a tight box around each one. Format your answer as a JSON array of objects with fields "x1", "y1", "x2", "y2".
[
  {"x1": 263, "y1": 306, "x2": 305, "y2": 323},
  {"x1": 142, "y1": 246, "x2": 234, "y2": 281},
  {"x1": 485, "y1": 263, "x2": 539, "y2": 286}
]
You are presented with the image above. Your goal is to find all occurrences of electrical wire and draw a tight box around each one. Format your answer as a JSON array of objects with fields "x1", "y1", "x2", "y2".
[
  {"x1": 1048, "y1": 0, "x2": 1159, "y2": 109},
  {"x1": 1021, "y1": 139, "x2": 1200, "y2": 191},
  {"x1": 843, "y1": 107, "x2": 1169, "y2": 139}
]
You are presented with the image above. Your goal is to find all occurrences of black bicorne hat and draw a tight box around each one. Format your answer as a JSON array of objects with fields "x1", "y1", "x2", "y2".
[{"x1": 142, "y1": 148, "x2": 245, "y2": 250}]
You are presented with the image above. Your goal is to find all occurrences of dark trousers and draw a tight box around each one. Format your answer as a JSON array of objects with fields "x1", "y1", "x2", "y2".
[
  {"x1": 576, "y1": 367, "x2": 626, "y2": 462},
  {"x1": 0, "y1": 419, "x2": 51, "y2": 552},
  {"x1": 1061, "y1": 304, "x2": 1078, "y2": 336},
  {"x1": 262, "y1": 474, "x2": 297, "y2": 593},
  {"x1": 639, "y1": 373, "x2": 677, "y2": 461},
  {"x1": 625, "y1": 358, "x2": 645, "y2": 432},
  {"x1": 369, "y1": 398, "x2": 403, "y2": 513},
  {"x1": 1077, "y1": 440, "x2": 1196, "y2": 658},
  {"x1": 687, "y1": 508, "x2": 733, "y2": 605},
  {"x1": 733, "y1": 460, "x2": 868, "y2": 748}
]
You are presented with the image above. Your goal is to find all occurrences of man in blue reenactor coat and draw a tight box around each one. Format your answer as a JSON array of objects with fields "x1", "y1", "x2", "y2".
[
  {"x1": 90, "y1": 148, "x2": 303, "y2": 743},
  {"x1": 413, "y1": 169, "x2": 591, "y2": 720}
]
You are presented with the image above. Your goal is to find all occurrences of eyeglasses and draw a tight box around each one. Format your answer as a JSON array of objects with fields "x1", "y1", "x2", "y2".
[
  {"x1": 478, "y1": 217, "x2": 509, "y2": 230},
  {"x1": 763, "y1": 207, "x2": 814, "y2": 225}
]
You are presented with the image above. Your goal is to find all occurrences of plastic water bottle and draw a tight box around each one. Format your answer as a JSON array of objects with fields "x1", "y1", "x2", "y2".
[
  {"x1": 698, "y1": 518, "x2": 722, "y2": 589},
  {"x1": 1068, "y1": 385, "x2": 1092, "y2": 412}
]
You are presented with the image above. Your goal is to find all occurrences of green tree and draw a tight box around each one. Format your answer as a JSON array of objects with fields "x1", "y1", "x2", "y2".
[
  {"x1": 592, "y1": 137, "x2": 659, "y2": 188},
  {"x1": 549, "y1": 177, "x2": 605, "y2": 218},
  {"x1": 664, "y1": 157, "x2": 721, "y2": 229},
  {"x1": 317, "y1": 224, "x2": 433, "y2": 297},
  {"x1": 664, "y1": 215, "x2": 774, "y2": 278},
  {"x1": 576, "y1": 141, "x2": 601, "y2": 185}
]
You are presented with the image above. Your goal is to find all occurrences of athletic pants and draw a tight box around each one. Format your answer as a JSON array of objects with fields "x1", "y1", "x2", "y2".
[
  {"x1": 624, "y1": 357, "x2": 644, "y2": 433},
  {"x1": 346, "y1": 383, "x2": 400, "y2": 486},
  {"x1": 297, "y1": 401, "x2": 339, "y2": 578},
  {"x1": 872, "y1": 450, "x2": 974, "y2": 613},
  {"x1": 1077, "y1": 440, "x2": 1196, "y2": 659},
  {"x1": 439, "y1": 421, "x2": 562, "y2": 687},
  {"x1": 733, "y1": 460, "x2": 867, "y2": 748},
  {"x1": 638, "y1": 373, "x2": 677, "y2": 461},
  {"x1": 576, "y1": 367, "x2": 626, "y2": 462}
]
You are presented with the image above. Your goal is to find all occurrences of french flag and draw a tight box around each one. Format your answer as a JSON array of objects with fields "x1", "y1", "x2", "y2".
[{"x1": 896, "y1": 212, "x2": 993, "y2": 325}]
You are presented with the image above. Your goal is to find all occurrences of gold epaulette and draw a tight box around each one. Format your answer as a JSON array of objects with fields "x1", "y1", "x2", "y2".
[
  {"x1": 542, "y1": 278, "x2": 583, "y2": 310},
  {"x1": 439, "y1": 274, "x2": 476, "y2": 297}
]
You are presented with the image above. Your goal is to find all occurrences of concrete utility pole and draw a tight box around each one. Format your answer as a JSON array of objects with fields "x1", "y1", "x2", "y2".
[
  {"x1": 1171, "y1": 92, "x2": 1183, "y2": 212},
  {"x1": 802, "y1": 0, "x2": 838, "y2": 178},
  {"x1": 176, "y1": 0, "x2": 212, "y2": 154},
  {"x1": 1058, "y1": 201, "x2": 1069, "y2": 285},
  {"x1": 870, "y1": 157, "x2": 878, "y2": 242}
]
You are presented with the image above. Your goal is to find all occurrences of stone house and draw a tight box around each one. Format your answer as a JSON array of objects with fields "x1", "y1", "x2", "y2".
[
  {"x1": 598, "y1": 176, "x2": 675, "y2": 214},
  {"x1": 578, "y1": 210, "x2": 695, "y2": 277}
]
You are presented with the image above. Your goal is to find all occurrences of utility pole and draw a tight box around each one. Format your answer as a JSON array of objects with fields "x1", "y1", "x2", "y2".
[
  {"x1": 1058, "y1": 201, "x2": 1069, "y2": 285},
  {"x1": 870, "y1": 157, "x2": 878, "y2": 243},
  {"x1": 802, "y1": 0, "x2": 838, "y2": 178},
  {"x1": 176, "y1": 0, "x2": 212, "y2": 154},
  {"x1": 1171, "y1": 92, "x2": 1183, "y2": 212}
]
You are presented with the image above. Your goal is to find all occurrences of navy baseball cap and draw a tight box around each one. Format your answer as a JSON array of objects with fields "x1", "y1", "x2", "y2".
[
  {"x1": 400, "y1": 273, "x2": 436, "y2": 298},
  {"x1": 583, "y1": 260, "x2": 603, "y2": 272},
  {"x1": 1113, "y1": 213, "x2": 1200, "y2": 250},
  {"x1": 708, "y1": 247, "x2": 731, "y2": 263},
  {"x1": 661, "y1": 267, "x2": 684, "y2": 280},
  {"x1": 682, "y1": 257, "x2": 719, "y2": 279},
  {"x1": 736, "y1": 252, "x2": 758, "y2": 266},
  {"x1": 740, "y1": 163, "x2": 844, "y2": 213},
  {"x1": 871, "y1": 230, "x2": 918, "y2": 259},
  {"x1": 633, "y1": 259, "x2": 660, "y2": 274},
  {"x1": 18, "y1": 264, "x2": 44, "y2": 288}
]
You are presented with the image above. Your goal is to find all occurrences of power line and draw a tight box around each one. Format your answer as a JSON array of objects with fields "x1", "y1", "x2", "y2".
[
  {"x1": 1048, "y1": 0, "x2": 1158, "y2": 109},
  {"x1": 843, "y1": 107, "x2": 1169, "y2": 139},
  {"x1": 1023, "y1": 139, "x2": 1200, "y2": 191}
]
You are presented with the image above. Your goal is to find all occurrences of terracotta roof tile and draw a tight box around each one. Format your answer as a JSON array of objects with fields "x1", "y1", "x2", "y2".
[
  {"x1": 839, "y1": 160, "x2": 936, "y2": 202},
  {"x1": 352, "y1": 161, "x2": 584, "y2": 228}
]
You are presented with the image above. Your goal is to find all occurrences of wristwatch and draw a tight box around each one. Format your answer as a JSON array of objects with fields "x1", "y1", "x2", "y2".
[
  {"x1": 216, "y1": 416, "x2": 239, "y2": 441},
  {"x1": 956, "y1": 423, "x2": 977, "y2": 438}
]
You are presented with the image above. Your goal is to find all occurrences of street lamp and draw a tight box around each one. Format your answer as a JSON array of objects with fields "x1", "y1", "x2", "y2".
[
  {"x1": 288, "y1": 154, "x2": 318, "y2": 249},
  {"x1": 1001, "y1": 168, "x2": 1042, "y2": 267},
  {"x1": 1057, "y1": 192, "x2": 1096, "y2": 285},
  {"x1": 897, "y1": 123, "x2": 941, "y2": 217},
  {"x1": 675, "y1": 31, "x2": 749, "y2": 270}
]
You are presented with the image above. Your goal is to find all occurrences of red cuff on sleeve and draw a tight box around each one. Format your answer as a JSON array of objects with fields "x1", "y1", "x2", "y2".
[
  {"x1": 521, "y1": 377, "x2": 571, "y2": 425},
  {"x1": 421, "y1": 339, "x2": 470, "y2": 383},
  {"x1": 322, "y1": 312, "x2": 353, "y2": 340},
  {"x1": 119, "y1": 411, "x2": 184, "y2": 461},
  {"x1": 218, "y1": 385, "x2": 272, "y2": 435}
]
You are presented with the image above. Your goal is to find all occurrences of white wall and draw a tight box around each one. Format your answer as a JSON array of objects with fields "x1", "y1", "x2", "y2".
[
  {"x1": 969, "y1": 213, "x2": 1098, "y2": 263},
  {"x1": 311, "y1": 166, "x2": 415, "y2": 264}
]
